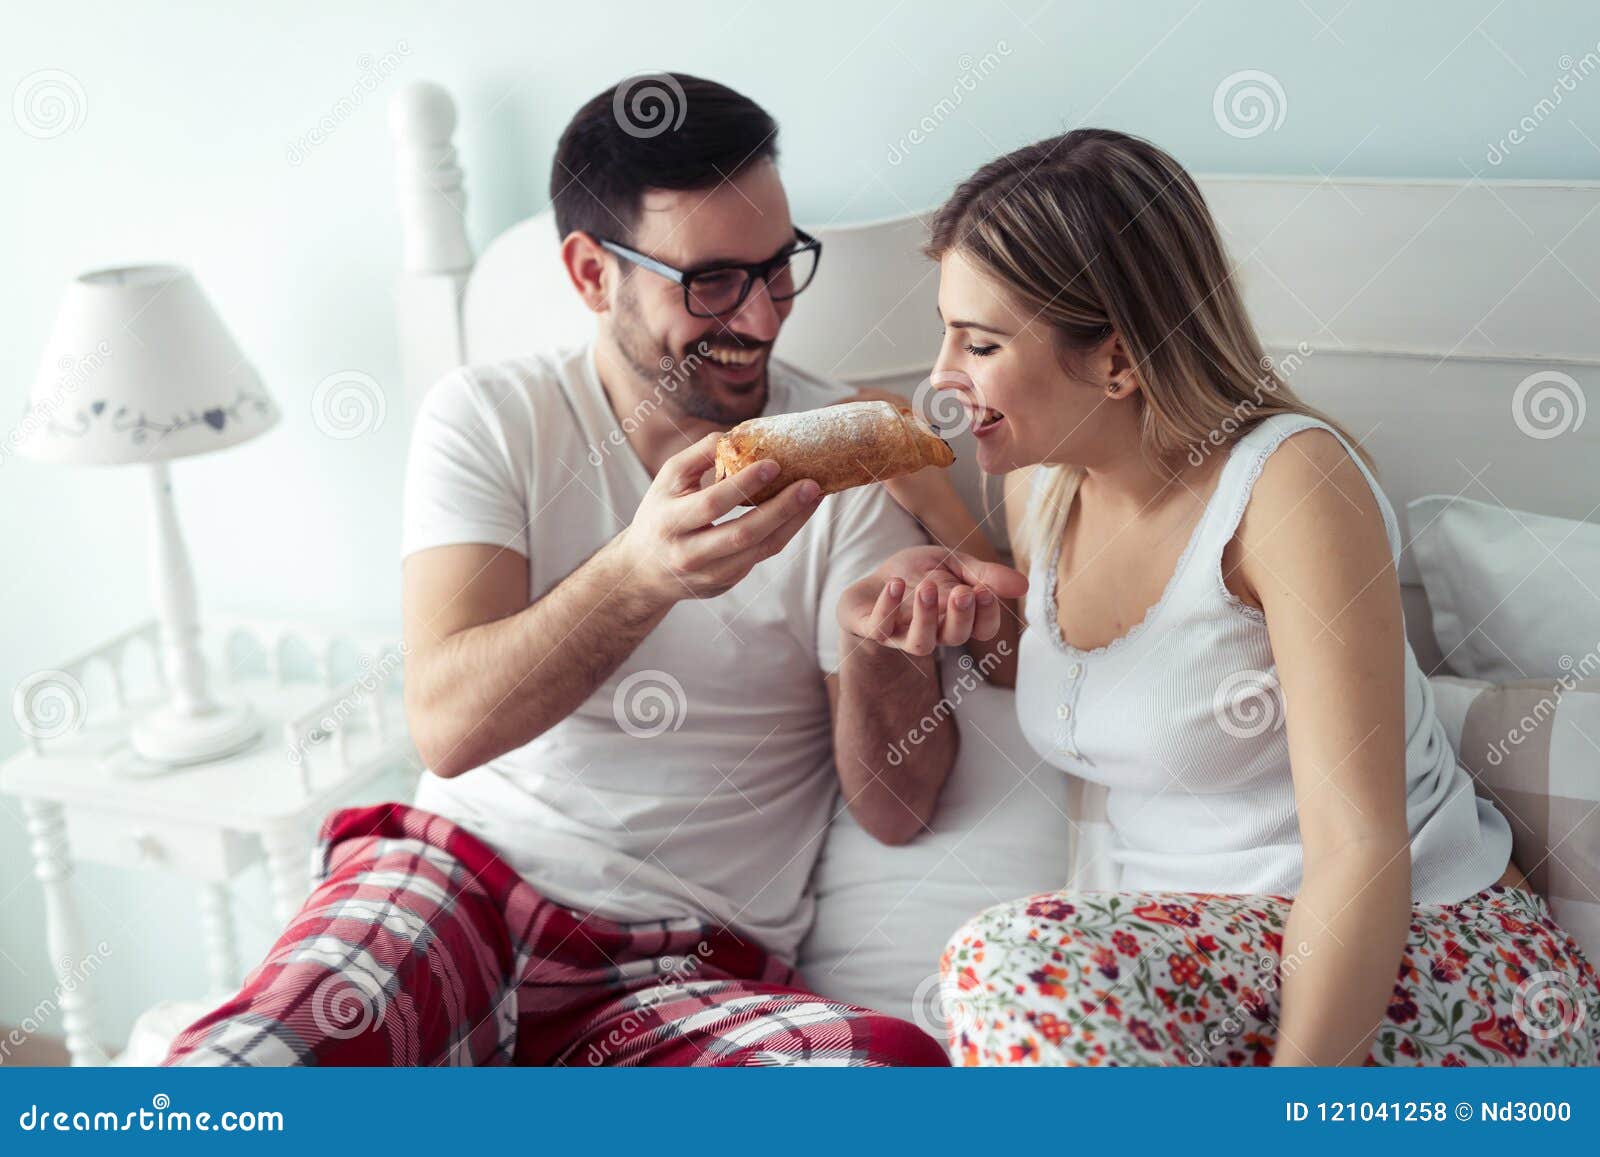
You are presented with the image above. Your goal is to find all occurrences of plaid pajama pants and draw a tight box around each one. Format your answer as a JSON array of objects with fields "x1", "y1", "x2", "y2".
[{"x1": 163, "y1": 803, "x2": 947, "y2": 1067}]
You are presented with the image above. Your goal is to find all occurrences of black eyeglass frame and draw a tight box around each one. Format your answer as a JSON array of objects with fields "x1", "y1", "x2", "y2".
[{"x1": 596, "y1": 229, "x2": 823, "y2": 318}]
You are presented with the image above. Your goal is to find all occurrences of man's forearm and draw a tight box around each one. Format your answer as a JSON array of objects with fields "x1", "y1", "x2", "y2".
[
  {"x1": 412, "y1": 535, "x2": 672, "y2": 777},
  {"x1": 833, "y1": 631, "x2": 956, "y2": 845}
]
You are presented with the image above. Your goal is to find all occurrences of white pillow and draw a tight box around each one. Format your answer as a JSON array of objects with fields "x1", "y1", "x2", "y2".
[
  {"x1": 1409, "y1": 495, "x2": 1600, "y2": 682},
  {"x1": 797, "y1": 650, "x2": 1072, "y2": 1032}
]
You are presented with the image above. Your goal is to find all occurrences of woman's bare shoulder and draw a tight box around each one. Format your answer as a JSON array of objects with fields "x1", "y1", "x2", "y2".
[{"x1": 1235, "y1": 427, "x2": 1391, "y2": 609}]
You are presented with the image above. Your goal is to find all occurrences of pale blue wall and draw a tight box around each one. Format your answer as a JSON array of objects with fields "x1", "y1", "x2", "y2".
[{"x1": 3, "y1": 0, "x2": 1598, "y2": 1051}]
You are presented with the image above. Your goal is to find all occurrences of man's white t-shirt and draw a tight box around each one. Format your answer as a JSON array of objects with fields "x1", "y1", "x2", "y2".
[{"x1": 401, "y1": 344, "x2": 926, "y2": 961}]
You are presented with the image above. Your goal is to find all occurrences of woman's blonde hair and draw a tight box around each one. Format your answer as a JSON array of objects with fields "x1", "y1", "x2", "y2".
[{"x1": 926, "y1": 129, "x2": 1372, "y2": 572}]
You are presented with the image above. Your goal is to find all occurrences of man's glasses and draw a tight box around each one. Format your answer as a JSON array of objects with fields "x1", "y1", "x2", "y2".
[{"x1": 597, "y1": 229, "x2": 823, "y2": 319}]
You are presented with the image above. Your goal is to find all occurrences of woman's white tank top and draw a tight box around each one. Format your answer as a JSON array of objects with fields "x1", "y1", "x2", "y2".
[{"x1": 1015, "y1": 412, "x2": 1511, "y2": 902}]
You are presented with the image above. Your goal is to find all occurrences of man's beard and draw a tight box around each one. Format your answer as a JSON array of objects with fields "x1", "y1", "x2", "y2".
[{"x1": 612, "y1": 284, "x2": 769, "y2": 426}]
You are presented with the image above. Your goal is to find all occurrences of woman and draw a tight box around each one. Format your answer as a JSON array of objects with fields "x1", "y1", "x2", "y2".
[{"x1": 838, "y1": 129, "x2": 1600, "y2": 1066}]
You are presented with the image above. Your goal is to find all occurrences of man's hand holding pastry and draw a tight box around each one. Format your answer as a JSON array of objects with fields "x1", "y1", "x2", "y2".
[{"x1": 617, "y1": 431, "x2": 823, "y2": 604}]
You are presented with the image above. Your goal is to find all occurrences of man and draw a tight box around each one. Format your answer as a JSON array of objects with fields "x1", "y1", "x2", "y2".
[{"x1": 165, "y1": 74, "x2": 1015, "y2": 1067}]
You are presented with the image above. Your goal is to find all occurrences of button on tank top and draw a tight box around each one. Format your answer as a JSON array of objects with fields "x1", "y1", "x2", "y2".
[{"x1": 1014, "y1": 412, "x2": 1511, "y2": 902}]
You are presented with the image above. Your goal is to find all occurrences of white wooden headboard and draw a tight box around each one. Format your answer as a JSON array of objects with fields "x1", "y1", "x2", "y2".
[{"x1": 388, "y1": 81, "x2": 1600, "y2": 674}]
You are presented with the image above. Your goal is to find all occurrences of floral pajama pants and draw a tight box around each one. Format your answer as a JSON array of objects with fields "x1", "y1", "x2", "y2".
[{"x1": 939, "y1": 886, "x2": 1600, "y2": 1066}]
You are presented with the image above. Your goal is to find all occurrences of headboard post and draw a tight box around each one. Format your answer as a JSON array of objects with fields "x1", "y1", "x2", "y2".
[{"x1": 389, "y1": 81, "x2": 475, "y2": 418}]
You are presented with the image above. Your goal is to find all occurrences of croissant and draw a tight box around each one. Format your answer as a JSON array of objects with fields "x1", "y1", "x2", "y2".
[{"x1": 714, "y1": 399, "x2": 955, "y2": 505}]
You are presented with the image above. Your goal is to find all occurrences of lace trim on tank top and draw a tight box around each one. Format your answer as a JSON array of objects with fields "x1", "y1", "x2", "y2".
[
  {"x1": 1038, "y1": 455, "x2": 1233, "y2": 659},
  {"x1": 1035, "y1": 415, "x2": 1353, "y2": 657}
]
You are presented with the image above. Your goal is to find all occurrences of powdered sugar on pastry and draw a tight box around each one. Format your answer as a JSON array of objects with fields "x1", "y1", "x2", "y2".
[
  {"x1": 732, "y1": 400, "x2": 906, "y2": 454},
  {"x1": 713, "y1": 400, "x2": 954, "y2": 505}
]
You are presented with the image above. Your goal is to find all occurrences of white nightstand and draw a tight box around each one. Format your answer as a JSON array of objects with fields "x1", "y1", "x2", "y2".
[{"x1": 1, "y1": 617, "x2": 422, "y2": 1065}]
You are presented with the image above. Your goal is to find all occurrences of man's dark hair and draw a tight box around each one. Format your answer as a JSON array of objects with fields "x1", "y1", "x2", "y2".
[{"x1": 550, "y1": 73, "x2": 779, "y2": 244}]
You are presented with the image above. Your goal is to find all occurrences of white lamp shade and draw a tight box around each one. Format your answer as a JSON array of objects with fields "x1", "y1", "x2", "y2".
[{"x1": 18, "y1": 264, "x2": 278, "y2": 465}]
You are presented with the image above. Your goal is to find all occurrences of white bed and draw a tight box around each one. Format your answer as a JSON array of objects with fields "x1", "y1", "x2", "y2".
[{"x1": 386, "y1": 81, "x2": 1600, "y2": 1026}]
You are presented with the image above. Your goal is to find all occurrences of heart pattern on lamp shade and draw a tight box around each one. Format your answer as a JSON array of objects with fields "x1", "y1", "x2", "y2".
[{"x1": 36, "y1": 387, "x2": 272, "y2": 446}]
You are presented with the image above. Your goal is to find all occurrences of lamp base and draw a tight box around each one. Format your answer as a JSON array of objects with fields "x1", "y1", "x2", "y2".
[{"x1": 130, "y1": 701, "x2": 261, "y2": 767}]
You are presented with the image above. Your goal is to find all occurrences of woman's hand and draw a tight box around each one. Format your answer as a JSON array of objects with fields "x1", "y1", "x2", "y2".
[{"x1": 839, "y1": 545, "x2": 1028, "y2": 656}]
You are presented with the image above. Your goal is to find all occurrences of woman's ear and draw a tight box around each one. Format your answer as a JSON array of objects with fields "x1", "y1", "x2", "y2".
[
  {"x1": 1103, "y1": 332, "x2": 1140, "y2": 398},
  {"x1": 560, "y1": 231, "x2": 612, "y2": 314}
]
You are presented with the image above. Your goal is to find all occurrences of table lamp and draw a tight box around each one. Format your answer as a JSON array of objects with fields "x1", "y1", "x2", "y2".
[{"x1": 17, "y1": 265, "x2": 280, "y2": 765}]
